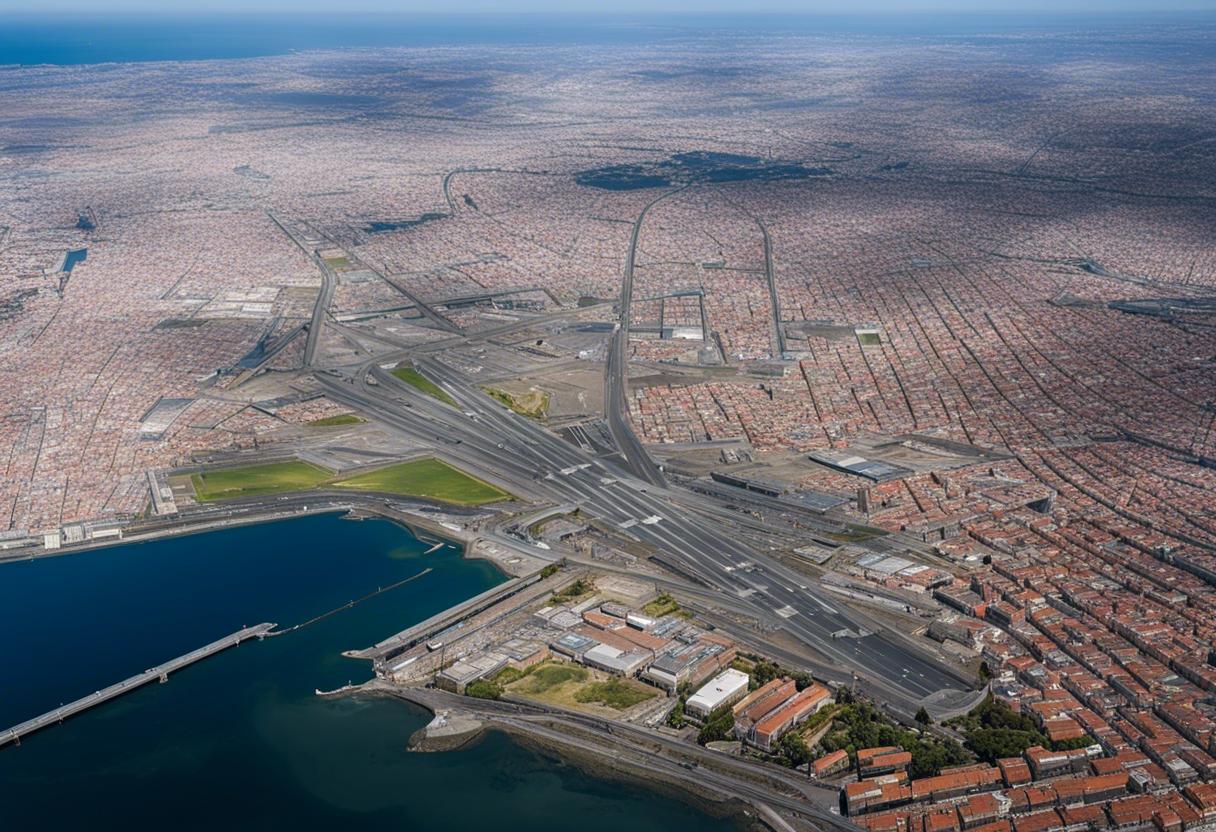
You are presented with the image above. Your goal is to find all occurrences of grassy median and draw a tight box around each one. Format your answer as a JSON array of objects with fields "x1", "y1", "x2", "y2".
[
  {"x1": 484, "y1": 386, "x2": 549, "y2": 419},
  {"x1": 391, "y1": 363, "x2": 455, "y2": 405},
  {"x1": 308, "y1": 413, "x2": 365, "y2": 427}
]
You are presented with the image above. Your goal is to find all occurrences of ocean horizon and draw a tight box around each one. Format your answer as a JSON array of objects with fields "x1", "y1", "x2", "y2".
[{"x1": 2, "y1": 10, "x2": 1213, "y2": 66}]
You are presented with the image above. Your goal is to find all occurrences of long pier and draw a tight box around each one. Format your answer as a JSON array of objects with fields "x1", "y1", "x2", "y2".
[
  {"x1": 0, "y1": 622, "x2": 275, "y2": 749},
  {"x1": 268, "y1": 568, "x2": 431, "y2": 637}
]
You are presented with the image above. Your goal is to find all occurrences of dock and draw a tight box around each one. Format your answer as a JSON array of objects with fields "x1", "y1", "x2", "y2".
[
  {"x1": 352, "y1": 572, "x2": 544, "y2": 664},
  {"x1": 0, "y1": 622, "x2": 275, "y2": 749}
]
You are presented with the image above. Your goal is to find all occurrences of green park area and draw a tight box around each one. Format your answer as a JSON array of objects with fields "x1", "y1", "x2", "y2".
[
  {"x1": 574, "y1": 678, "x2": 656, "y2": 709},
  {"x1": 469, "y1": 661, "x2": 656, "y2": 712},
  {"x1": 643, "y1": 591, "x2": 691, "y2": 619},
  {"x1": 190, "y1": 460, "x2": 331, "y2": 502},
  {"x1": 391, "y1": 363, "x2": 455, "y2": 405},
  {"x1": 333, "y1": 458, "x2": 509, "y2": 505},
  {"x1": 191, "y1": 457, "x2": 510, "y2": 506}
]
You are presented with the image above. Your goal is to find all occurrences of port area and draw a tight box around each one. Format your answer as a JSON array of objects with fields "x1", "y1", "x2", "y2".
[{"x1": 336, "y1": 559, "x2": 874, "y2": 832}]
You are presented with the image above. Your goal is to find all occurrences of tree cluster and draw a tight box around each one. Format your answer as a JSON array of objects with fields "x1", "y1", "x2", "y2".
[
  {"x1": 948, "y1": 695, "x2": 1088, "y2": 763},
  {"x1": 821, "y1": 699, "x2": 970, "y2": 778},
  {"x1": 697, "y1": 705, "x2": 736, "y2": 745}
]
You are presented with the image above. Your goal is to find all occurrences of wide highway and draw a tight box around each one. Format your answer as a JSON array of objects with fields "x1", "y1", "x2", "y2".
[{"x1": 317, "y1": 356, "x2": 973, "y2": 715}]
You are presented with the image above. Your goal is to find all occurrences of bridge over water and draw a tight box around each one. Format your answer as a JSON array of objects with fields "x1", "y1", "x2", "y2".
[{"x1": 0, "y1": 622, "x2": 275, "y2": 748}]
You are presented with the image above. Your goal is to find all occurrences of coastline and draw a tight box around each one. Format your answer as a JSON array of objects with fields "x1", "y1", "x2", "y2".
[
  {"x1": 339, "y1": 681, "x2": 774, "y2": 832},
  {"x1": 0, "y1": 491, "x2": 493, "y2": 570}
]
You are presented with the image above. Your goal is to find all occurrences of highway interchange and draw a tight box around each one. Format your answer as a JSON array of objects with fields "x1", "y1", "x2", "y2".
[
  {"x1": 284, "y1": 176, "x2": 978, "y2": 718},
  {"x1": 316, "y1": 342, "x2": 975, "y2": 717}
]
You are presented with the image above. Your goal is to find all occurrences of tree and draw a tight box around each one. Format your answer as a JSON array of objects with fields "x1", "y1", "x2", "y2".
[
  {"x1": 966, "y1": 728, "x2": 1044, "y2": 763},
  {"x1": 1052, "y1": 736, "x2": 1094, "y2": 752},
  {"x1": 697, "y1": 706, "x2": 736, "y2": 745},
  {"x1": 751, "y1": 660, "x2": 780, "y2": 690},
  {"x1": 667, "y1": 698, "x2": 686, "y2": 729},
  {"x1": 954, "y1": 695, "x2": 1048, "y2": 763},
  {"x1": 791, "y1": 671, "x2": 815, "y2": 691},
  {"x1": 780, "y1": 732, "x2": 812, "y2": 768},
  {"x1": 465, "y1": 679, "x2": 502, "y2": 700},
  {"x1": 979, "y1": 661, "x2": 991, "y2": 681},
  {"x1": 916, "y1": 707, "x2": 933, "y2": 728},
  {"x1": 818, "y1": 698, "x2": 970, "y2": 778}
]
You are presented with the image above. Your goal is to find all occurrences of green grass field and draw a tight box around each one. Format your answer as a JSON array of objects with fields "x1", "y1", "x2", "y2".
[
  {"x1": 190, "y1": 460, "x2": 332, "y2": 502},
  {"x1": 191, "y1": 456, "x2": 509, "y2": 506},
  {"x1": 391, "y1": 364, "x2": 455, "y2": 405},
  {"x1": 484, "y1": 386, "x2": 549, "y2": 419},
  {"x1": 333, "y1": 457, "x2": 510, "y2": 505},
  {"x1": 308, "y1": 413, "x2": 365, "y2": 427},
  {"x1": 504, "y1": 662, "x2": 653, "y2": 713},
  {"x1": 514, "y1": 663, "x2": 588, "y2": 695},
  {"x1": 857, "y1": 331, "x2": 881, "y2": 346},
  {"x1": 573, "y1": 678, "x2": 656, "y2": 710},
  {"x1": 825, "y1": 526, "x2": 883, "y2": 543}
]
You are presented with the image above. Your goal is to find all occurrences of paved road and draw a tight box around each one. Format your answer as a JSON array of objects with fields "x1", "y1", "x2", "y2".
[
  {"x1": 604, "y1": 189, "x2": 682, "y2": 489},
  {"x1": 757, "y1": 215, "x2": 787, "y2": 358},
  {"x1": 305, "y1": 255, "x2": 337, "y2": 366},
  {"x1": 265, "y1": 212, "x2": 332, "y2": 368},
  {"x1": 317, "y1": 359, "x2": 973, "y2": 715}
]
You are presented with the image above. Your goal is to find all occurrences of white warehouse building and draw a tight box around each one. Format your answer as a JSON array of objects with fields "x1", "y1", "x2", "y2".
[{"x1": 685, "y1": 668, "x2": 750, "y2": 720}]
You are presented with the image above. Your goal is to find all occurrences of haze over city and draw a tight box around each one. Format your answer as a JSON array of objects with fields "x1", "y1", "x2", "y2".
[{"x1": 1, "y1": 4, "x2": 1215, "y2": 832}]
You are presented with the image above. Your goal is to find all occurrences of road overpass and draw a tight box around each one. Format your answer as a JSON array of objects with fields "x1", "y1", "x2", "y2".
[{"x1": 317, "y1": 357, "x2": 974, "y2": 716}]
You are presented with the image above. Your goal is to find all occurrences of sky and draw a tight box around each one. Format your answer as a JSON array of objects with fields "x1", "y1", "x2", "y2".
[{"x1": 5, "y1": 0, "x2": 1215, "y2": 13}]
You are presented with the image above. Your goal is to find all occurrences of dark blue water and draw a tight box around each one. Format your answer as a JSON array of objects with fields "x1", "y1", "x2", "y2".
[
  {"x1": 61, "y1": 248, "x2": 86, "y2": 273},
  {"x1": 0, "y1": 14, "x2": 679, "y2": 65},
  {"x1": 0, "y1": 513, "x2": 737, "y2": 831},
  {"x1": 1, "y1": 12, "x2": 1213, "y2": 66}
]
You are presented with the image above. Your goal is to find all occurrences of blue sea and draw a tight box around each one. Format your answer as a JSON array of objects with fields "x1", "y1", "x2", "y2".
[
  {"x1": 1, "y1": 12, "x2": 1213, "y2": 66},
  {"x1": 0, "y1": 513, "x2": 739, "y2": 831}
]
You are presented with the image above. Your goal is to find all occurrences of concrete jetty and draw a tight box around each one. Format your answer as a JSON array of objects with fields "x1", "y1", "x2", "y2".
[
  {"x1": 352, "y1": 573, "x2": 543, "y2": 665},
  {"x1": 0, "y1": 622, "x2": 275, "y2": 748}
]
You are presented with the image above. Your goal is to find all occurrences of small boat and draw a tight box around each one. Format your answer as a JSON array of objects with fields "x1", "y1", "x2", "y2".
[{"x1": 424, "y1": 541, "x2": 444, "y2": 554}]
